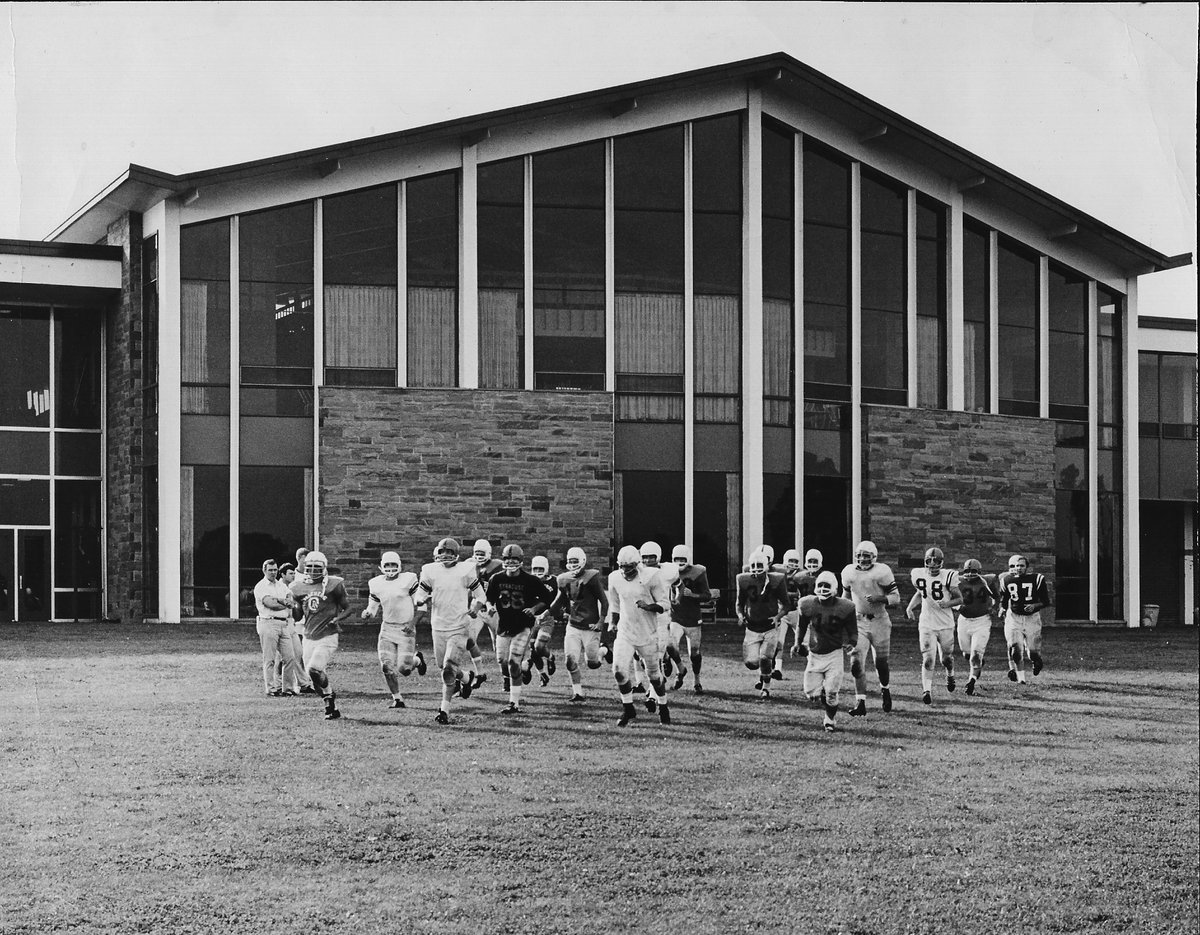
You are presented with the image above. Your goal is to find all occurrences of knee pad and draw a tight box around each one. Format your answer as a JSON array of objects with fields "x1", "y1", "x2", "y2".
[
  {"x1": 690, "y1": 652, "x2": 702, "y2": 665},
  {"x1": 381, "y1": 662, "x2": 398, "y2": 679},
  {"x1": 587, "y1": 659, "x2": 602, "y2": 670},
  {"x1": 441, "y1": 665, "x2": 457, "y2": 687},
  {"x1": 565, "y1": 656, "x2": 580, "y2": 672},
  {"x1": 825, "y1": 691, "x2": 839, "y2": 708}
]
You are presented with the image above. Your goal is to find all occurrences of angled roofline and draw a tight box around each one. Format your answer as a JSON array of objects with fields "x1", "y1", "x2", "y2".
[{"x1": 47, "y1": 52, "x2": 1190, "y2": 274}]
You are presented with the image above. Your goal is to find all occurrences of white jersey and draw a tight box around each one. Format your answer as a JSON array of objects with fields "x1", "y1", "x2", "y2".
[
  {"x1": 607, "y1": 568, "x2": 670, "y2": 646},
  {"x1": 911, "y1": 567, "x2": 958, "y2": 630},
  {"x1": 644, "y1": 563, "x2": 679, "y2": 623},
  {"x1": 840, "y1": 563, "x2": 899, "y2": 618},
  {"x1": 366, "y1": 572, "x2": 420, "y2": 625},
  {"x1": 418, "y1": 561, "x2": 483, "y2": 633}
]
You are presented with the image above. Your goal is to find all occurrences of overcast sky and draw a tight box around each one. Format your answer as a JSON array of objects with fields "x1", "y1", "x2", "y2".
[{"x1": 1, "y1": 1, "x2": 1195, "y2": 317}]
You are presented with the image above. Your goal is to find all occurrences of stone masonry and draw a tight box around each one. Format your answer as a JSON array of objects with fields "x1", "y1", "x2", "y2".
[
  {"x1": 864, "y1": 405, "x2": 1058, "y2": 624},
  {"x1": 319, "y1": 388, "x2": 614, "y2": 601},
  {"x1": 104, "y1": 212, "x2": 145, "y2": 623}
]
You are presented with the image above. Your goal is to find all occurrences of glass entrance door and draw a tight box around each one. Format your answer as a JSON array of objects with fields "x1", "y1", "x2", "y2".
[
  {"x1": 0, "y1": 531, "x2": 12, "y2": 622},
  {"x1": 17, "y1": 529, "x2": 51, "y2": 622}
]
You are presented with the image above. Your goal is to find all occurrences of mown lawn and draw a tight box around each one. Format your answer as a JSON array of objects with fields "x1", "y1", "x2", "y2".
[{"x1": 3, "y1": 622, "x2": 1197, "y2": 935}]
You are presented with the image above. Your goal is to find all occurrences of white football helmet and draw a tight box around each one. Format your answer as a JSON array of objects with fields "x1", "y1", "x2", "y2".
[
  {"x1": 783, "y1": 549, "x2": 801, "y2": 571},
  {"x1": 473, "y1": 539, "x2": 492, "y2": 565},
  {"x1": 854, "y1": 540, "x2": 878, "y2": 571},
  {"x1": 531, "y1": 555, "x2": 550, "y2": 577},
  {"x1": 804, "y1": 549, "x2": 823, "y2": 572},
  {"x1": 565, "y1": 547, "x2": 586, "y2": 575},
  {"x1": 640, "y1": 541, "x2": 662, "y2": 567},
  {"x1": 748, "y1": 550, "x2": 769, "y2": 577},
  {"x1": 758, "y1": 544, "x2": 775, "y2": 563},
  {"x1": 304, "y1": 550, "x2": 328, "y2": 582},
  {"x1": 814, "y1": 570, "x2": 838, "y2": 599},
  {"x1": 617, "y1": 545, "x2": 641, "y2": 580},
  {"x1": 380, "y1": 551, "x2": 401, "y2": 580},
  {"x1": 672, "y1": 544, "x2": 690, "y2": 566}
]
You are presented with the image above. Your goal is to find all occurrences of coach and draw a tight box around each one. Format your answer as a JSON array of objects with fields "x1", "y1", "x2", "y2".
[{"x1": 253, "y1": 558, "x2": 300, "y2": 696}]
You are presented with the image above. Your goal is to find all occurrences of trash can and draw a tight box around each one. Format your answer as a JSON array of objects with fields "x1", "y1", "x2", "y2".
[{"x1": 1141, "y1": 604, "x2": 1160, "y2": 628}]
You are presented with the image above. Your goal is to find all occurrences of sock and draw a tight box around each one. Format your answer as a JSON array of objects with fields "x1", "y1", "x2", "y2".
[
  {"x1": 619, "y1": 692, "x2": 633, "y2": 704},
  {"x1": 856, "y1": 693, "x2": 866, "y2": 703},
  {"x1": 921, "y1": 673, "x2": 932, "y2": 691},
  {"x1": 510, "y1": 684, "x2": 521, "y2": 705}
]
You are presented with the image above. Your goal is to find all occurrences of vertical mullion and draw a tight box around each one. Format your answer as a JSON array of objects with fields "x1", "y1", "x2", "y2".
[
  {"x1": 906, "y1": 189, "x2": 918, "y2": 406},
  {"x1": 397, "y1": 182, "x2": 407, "y2": 388},
  {"x1": 604, "y1": 138, "x2": 615, "y2": 391},
  {"x1": 849, "y1": 161, "x2": 862, "y2": 547},
  {"x1": 947, "y1": 196, "x2": 965, "y2": 411},
  {"x1": 793, "y1": 130, "x2": 805, "y2": 547},
  {"x1": 1087, "y1": 280, "x2": 1099, "y2": 622},
  {"x1": 524, "y1": 156, "x2": 534, "y2": 390},
  {"x1": 742, "y1": 90, "x2": 764, "y2": 556},
  {"x1": 1038, "y1": 255, "x2": 1050, "y2": 418},
  {"x1": 988, "y1": 230, "x2": 999, "y2": 414},
  {"x1": 228, "y1": 215, "x2": 240, "y2": 620},
  {"x1": 683, "y1": 122, "x2": 695, "y2": 551}
]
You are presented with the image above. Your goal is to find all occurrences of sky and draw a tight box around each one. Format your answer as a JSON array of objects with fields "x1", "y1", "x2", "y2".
[{"x1": 1, "y1": 1, "x2": 1195, "y2": 318}]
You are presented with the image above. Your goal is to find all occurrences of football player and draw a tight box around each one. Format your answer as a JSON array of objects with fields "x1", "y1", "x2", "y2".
[
  {"x1": 361, "y1": 551, "x2": 426, "y2": 708},
  {"x1": 468, "y1": 538, "x2": 504, "y2": 690},
  {"x1": 637, "y1": 541, "x2": 684, "y2": 691},
  {"x1": 771, "y1": 547, "x2": 819, "y2": 679},
  {"x1": 289, "y1": 550, "x2": 353, "y2": 720},
  {"x1": 417, "y1": 537, "x2": 486, "y2": 724},
  {"x1": 793, "y1": 570, "x2": 859, "y2": 732},
  {"x1": 840, "y1": 540, "x2": 901, "y2": 716},
  {"x1": 549, "y1": 546, "x2": 610, "y2": 702},
  {"x1": 667, "y1": 544, "x2": 711, "y2": 693},
  {"x1": 735, "y1": 550, "x2": 790, "y2": 700},
  {"x1": 906, "y1": 546, "x2": 963, "y2": 704},
  {"x1": 997, "y1": 554, "x2": 1052, "y2": 683},
  {"x1": 523, "y1": 554, "x2": 560, "y2": 687},
  {"x1": 956, "y1": 559, "x2": 999, "y2": 695},
  {"x1": 607, "y1": 545, "x2": 673, "y2": 727},
  {"x1": 471, "y1": 544, "x2": 554, "y2": 714}
]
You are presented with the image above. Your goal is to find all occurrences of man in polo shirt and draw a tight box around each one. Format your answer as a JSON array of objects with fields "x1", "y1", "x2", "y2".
[{"x1": 253, "y1": 558, "x2": 301, "y2": 697}]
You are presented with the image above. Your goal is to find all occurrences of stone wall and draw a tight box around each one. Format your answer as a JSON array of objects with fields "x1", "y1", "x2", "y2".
[
  {"x1": 104, "y1": 212, "x2": 145, "y2": 623},
  {"x1": 863, "y1": 405, "x2": 1057, "y2": 624},
  {"x1": 319, "y1": 388, "x2": 614, "y2": 600}
]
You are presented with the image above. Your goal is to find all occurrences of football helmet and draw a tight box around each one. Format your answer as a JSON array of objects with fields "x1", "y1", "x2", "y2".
[
  {"x1": 640, "y1": 541, "x2": 662, "y2": 567},
  {"x1": 473, "y1": 539, "x2": 492, "y2": 565},
  {"x1": 617, "y1": 545, "x2": 641, "y2": 580},
  {"x1": 380, "y1": 551, "x2": 402, "y2": 579},
  {"x1": 531, "y1": 555, "x2": 550, "y2": 577},
  {"x1": 748, "y1": 551, "x2": 769, "y2": 577},
  {"x1": 672, "y1": 544, "x2": 691, "y2": 566},
  {"x1": 1008, "y1": 554, "x2": 1027, "y2": 573},
  {"x1": 804, "y1": 549, "x2": 823, "y2": 572},
  {"x1": 814, "y1": 570, "x2": 838, "y2": 599},
  {"x1": 758, "y1": 544, "x2": 775, "y2": 563},
  {"x1": 435, "y1": 538, "x2": 461, "y2": 566},
  {"x1": 782, "y1": 549, "x2": 801, "y2": 571},
  {"x1": 304, "y1": 550, "x2": 328, "y2": 582},
  {"x1": 500, "y1": 543, "x2": 524, "y2": 573},
  {"x1": 924, "y1": 547, "x2": 944, "y2": 571},
  {"x1": 565, "y1": 547, "x2": 587, "y2": 575},
  {"x1": 854, "y1": 540, "x2": 878, "y2": 571},
  {"x1": 961, "y1": 558, "x2": 983, "y2": 576}
]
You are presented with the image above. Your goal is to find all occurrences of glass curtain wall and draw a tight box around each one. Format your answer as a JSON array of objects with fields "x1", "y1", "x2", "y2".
[
  {"x1": 761, "y1": 117, "x2": 794, "y2": 557},
  {"x1": 693, "y1": 113, "x2": 743, "y2": 593},
  {"x1": 915, "y1": 196, "x2": 947, "y2": 408},
  {"x1": 323, "y1": 184, "x2": 398, "y2": 387},
  {"x1": 1140, "y1": 351, "x2": 1199, "y2": 501},
  {"x1": 1096, "y1": 287, "x2": 1123, "y2": 618},
  {"x1": 180, "y1": 220, "x2": 231, "y2": 615},
  {"x1": 997, "y1": 238, "x2": 1039, "y2": 416},
  {"x1": 802, "y1": 142, "x2": 852, "y2": 565},
  {"x1": 478, "y1": 157, "x2": 525, "y2": 388},
  {"x1": 962, "y1": 218, "x2": 990, "y2": 412},
  {"x1": 532, "y1": 142, "x2": 606, "y2": 390},
  {"x1": 406, "y1": 171, "x2": 459, "y2": 387},
  {"x1": 860, "y1": 169, "x2": 907, "y2": 405},
  {"x1": 614, "y1": 126, "x2": 685, "y2": 554}
]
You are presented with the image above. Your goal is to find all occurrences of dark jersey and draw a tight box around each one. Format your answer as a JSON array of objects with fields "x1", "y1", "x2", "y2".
[
  {"x1": 553, "y1": 569, "x2": 608, "y2": 630},
  {"x1": 476, "y1": 557, "x2": 504, "y2": 588},
  {"x1": 787, "y1": 569, "x2": 818, "y2": 606},
  {"x1": 998, "y1": 571, "x2": 1052, "y2": 616},
  {"x1": 958, "y1": 573, "x2": 998, "y2": 619},
  {"x1": 798, "y1": 594, "x2": 858, "y2": 655},
  {"x1": 736, "y1": 571, "x2": 789, "y2": 632},
  {"x1": 290, "y1": 575, "x2": 350, "y2": 641},
  {"x1": 485, "y1": 571, "x2": 554, "y2": 636},
  {"x1": 670, "y1": 563, "x2": 711, "y2": 626}
]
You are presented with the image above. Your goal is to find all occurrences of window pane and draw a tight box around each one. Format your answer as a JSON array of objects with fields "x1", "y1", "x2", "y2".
[
  {"x1": 916, "y1": 196, "x2": 946, "y2": 408},
  {"x1": 860, "y1": 166, "x2": 909, "y2": 399},
  {"x1": 999, "y1": 325, "x2": 1038, "y2": 403},
  {"x1": 182, "y1": 464, "x2": 229, "y2": 617},
  {"x1": 323, "y1": 185, "x2": 398, "y2": 285},
  {"x1": 55, "y1": 432, "x2": 102, "y2": 476},
  {"x1": 0, "y1": 430, "x2": 48, "y2": 474},
  {"x1": 1138, "y1": 352, "x2": 1159, "y2": 423},
  {"x1": 804, "y1": 146, "x2": 849, "y2": 391},
  {"x1": 50, "y1": 309, "x2": 102, "y2": 429},
  {"x1": 861, "y1": 308, "x2": 906, "y2": 395},
  {"x1": 804, "y1": 303, "x2": 849, "y2": 389},
  {"x1": 407, "y1": 172, "x2": 458, "y2": 387},
  {"x1": 239, "y1": 204, "x2": 314, "y2": 385},
  {"x1": 0, "y1": 308, "x2": 49, "y2": 428},
  {"x1": 1049, "y1": 264, "x2": 1088, "y2": 408},
  {"x1": 0, "y1": 478, "x2": 49, "y2": 524},
  {"x1": 533, "y1": 142, "x2": 605, "y2": 389},
  {"x1": 479, "y1": 157, "x2": 525, "y2": 389},
  {"x1": 1098, "y1": 287, "x2": 1122, "y2": 428},
  {"x1": 1160, "y1": 354, "x2": 1197, "y2": 428},
  {"x1": 238, "y1": 465, "x2": 309, "y2": 617},
  {"x1": 181, "y1": 220, "x2": 232, "y2": 412},
  {"x1": 55, "y1": 479, "x2": 101, "y2": 587},
  {"x1": 963, "y1": 220, "x2": 989, "y2": 411},
  {"x1": 803, "y1": 402, "x2": 849, "y2": 476},
  {"x1": 619, "y1": 470, "x2": 684, "y2": 553},
  {"x1": 997, "y1": 241, "x2": 1037, "y2": 328}
]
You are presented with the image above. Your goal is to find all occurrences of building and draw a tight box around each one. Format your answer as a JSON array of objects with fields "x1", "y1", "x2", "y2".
[{"x1": 0, "y1": 54, "x2": 1194, "y2": 625}]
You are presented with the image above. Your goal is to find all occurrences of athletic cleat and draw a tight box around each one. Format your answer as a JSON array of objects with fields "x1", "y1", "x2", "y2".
[
  {"x1": 502, "y1": 675, "x2": 511, "y2": 692},
  {"x1": 521, "y1": 667, "x2": 532, "y2": 686},
  {"x1": 1032, "y1": 657, "x2": 1043, "y2": 676},
  {"x1": 388, "y1": 698, "x2": 406, "y2": 709},
  {"x1": 434, "y1": 710, "x2": 450, "y2": 725},
  {"x1": 299, "y1": 685, "x2": 318, "y2": 695},
  {"x1": 823, "y1": 722, "x2": 837, "y2": 733},
  {"x1": 500, "y1": 702, "x2": 520, "y2": 715},
  {"x1": 617, "y1": 704, "x2": 637, "y2": 727},
  {"x1": 758, "y1": 687, "x2": 770, "y2": 701},
  {"x1": 546, "y1": 654, "x2": 557, "y2": 676},
  {"x1": 663, "y1": 656, "x2": 673, "y2": 678},
  {"x1": 540, "y1": 672, "x2": 550, "y2": 688},
  {"x1": 459, "y1": 678, "x2": 473, "y2": 701},
  {"x1": 922, "y1": 691, "x2": 932, "y2": 705},
  {"x1": 754, "y1": 679, "x2": 763, "y2": 691},
  {"x1": 632, "y1": 683, "x2": 646, "y2": 694},
  {"x1": 1007, "y1": 669, "x2": 1018, "y2": 682},
  {"x1": 849, "y1": 699, "x2": 867, "y2": 718},
  {"x1": 881, "y1": 687, "x2": 893, "y2": 713},
  {"x1": 644, "y1": 696, "x2": 658, "y2": 714},
  {"x1": 771, "y1": 669, "x2": 784, "y2": 681},
  {"x1": 267, "y1": 689, "x2": 284, "y2": 697},
  {"x1": 946, "y1": 675, "x2": 956, "y2": 693},
  {"x1": 673, "y1": 667, "x2": 687, "y2": 692},
  {"x1": 472, "y1": 672, "x2": 487, "y2": 690},
  {"x1": 658, "y1": 704, "x2": 671, "y2": 725},
  {"x1": 323, "y1": 694, "x2": 340, "y2": 720},
  {"x1": 569, "y1": 692, "x2": 585, "y2": 704},
  {"x1": 415, "y1": 651, "x2": 428, "y2": 676},
  {"x1": 966, "y1": 678, "x2": 977, "y2": 696},
  {"x1": 693, "y1": 682, "x2": 704, "y2": 694}
]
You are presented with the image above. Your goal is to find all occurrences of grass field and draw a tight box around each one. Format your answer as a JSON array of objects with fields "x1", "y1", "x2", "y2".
[{"x1": 3, "y1": 620, "x2": 1197, "y2": 935}]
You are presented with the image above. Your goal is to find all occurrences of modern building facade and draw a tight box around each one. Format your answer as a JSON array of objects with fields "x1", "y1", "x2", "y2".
[{"x1": 1, "y1": 54, "x2": 1194, "y2": 625}]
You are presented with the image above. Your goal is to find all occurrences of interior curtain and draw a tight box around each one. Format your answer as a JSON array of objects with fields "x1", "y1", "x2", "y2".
[
  {"x1": 916, "y1": 316, "x2": 941, "y2": 408},
  {"x1": 479, "y1": 288, "x2": 523, "y2": 389},
  {"x1": 763, "y1": 298, "x2": 792, "y2": 426},
  {"x1": 181, "y1": 281, "x2": 209, "y2": 412},
  {"x1": 695, "y1": 293, "x2": 740, "y2": 423},
  {"x1": 325, "y1": 284, "x2": 397, "y2": 368},
  {"x1": 407, "y1": 286, "x2": 457, "y2": 387},
  {"x1": 963, "y1": 321, "x2": 981, "y2": 411}
]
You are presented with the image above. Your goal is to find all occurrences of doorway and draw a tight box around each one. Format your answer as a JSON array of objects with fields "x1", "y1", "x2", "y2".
[{"x1": 0, "y1": 529, "x2": 51, "y2": 622}]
